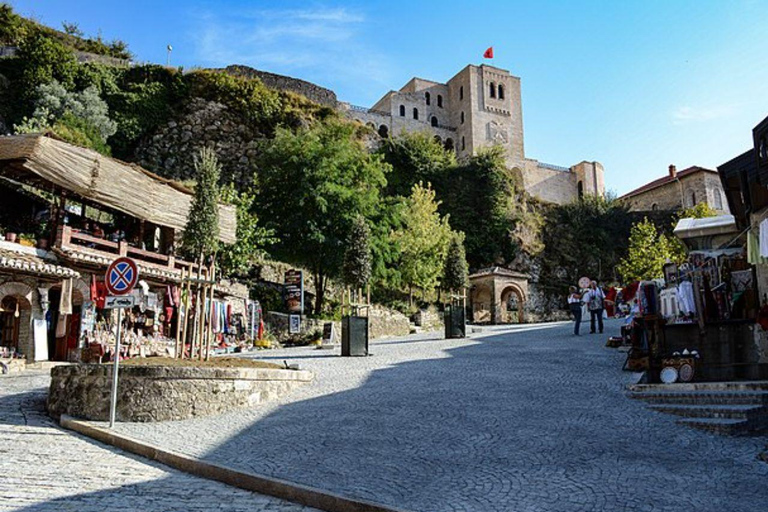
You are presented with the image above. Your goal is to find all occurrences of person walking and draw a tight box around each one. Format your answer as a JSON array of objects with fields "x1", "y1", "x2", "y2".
[
  {"x1": 567, "y1": 286, "x2": 583, "y2": 336},
  {"x1": 583, "y1": 281, "x2": 606, "y2": 334}
]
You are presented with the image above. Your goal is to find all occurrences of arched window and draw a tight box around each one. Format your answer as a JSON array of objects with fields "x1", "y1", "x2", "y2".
[
  {"x1": 378, "y1": 125, "x2": 389, "y2": 138},
  {"x1": 498, "y1": 84, "x2": 505, "y2": 100},
  {"x1": 459, "y1": 86, "x2": 464, "y2": 100},
  {"x1": 437, "y1": 94, "x2": 443, "y2": 108},
  {"x1": 366, "y1": 122, "x2": 375, "y2": 130},
  {"x1": 460, "y1": 112, "x2": 465, "y2": 124},
  {"x1": 577, "y1": 181, "x2": 584, "y2": 200},
  {"x1": 431, "y1": 116, "x2": 438, "y2": 127},
  {"x1": 425, "y1": 92, "x2": 431, "y2": 105},
  {"x1": 461, "y1": 136, "x2": 466, "y2": 151},
  {"x1": 489, "y1": 82, "x2": 496, "y2": 98},
  {"x1": 413, "y1": 108, "x2": 419, "y2": 120},
  {"x1": 399, "y1": 105, "x2": 405, "y2": 117},
  {"x1": 445, "y1": 138, "x2": 454, "y2": 151},
  {"x1": 714, "y1": 190, "x2": 723, "y2": 210},
  {"x1": 434, "y1": 135, "x2": 442, "y2": 144},
  {"x1": 651, "y1": 203, "x2": 658, "y2": 211}
]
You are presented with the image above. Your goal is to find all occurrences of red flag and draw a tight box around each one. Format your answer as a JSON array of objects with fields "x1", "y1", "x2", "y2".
[{"x1": 483, "y1": 46, "x2": 494, "y2": 59}]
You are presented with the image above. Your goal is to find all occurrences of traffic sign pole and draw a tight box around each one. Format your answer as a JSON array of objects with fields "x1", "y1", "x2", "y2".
[
  {"x1": 108, "y1": 307, "x2": 123, "y2": 428},
  {"x1": 104, "y1": 256, "x2": 138, "y2": 429}
]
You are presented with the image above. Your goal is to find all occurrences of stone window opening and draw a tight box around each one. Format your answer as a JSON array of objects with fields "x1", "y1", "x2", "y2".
[
  {"x1": 413, "y1": 108, "x2": 419, "y2": 120},
  {"x1": 489, "y1": 82, "x2": 496, "y2": 98},
  {"x1": 399, "y1": 105, "x2": 405, "y2": 117},
  {"x1": 461, "y1": 111, "x2": 465, "y2": 124},
  {"x1": 461, "y1": 136, "x2": 466, "y2": 151},
  {"x1": 425, "y1": 92, "x2": 431, "y2": 106},
  {"x1": 498, "y1": 84, "x2": 505, "y2": 100},
  {"x1": 445, "y1": 138, "x2": 454, "y2": 151},
  {"x1": 714, "y1": 190, "x2": 723, "y2": 210},
  {"x1": 460, "y1": 86, "x2": 464, "y2": 100},
  {"x1": 431, "y1": 116, "x2": 438, "y2": 127},
  {"x1": 577, "y1": 181, "x2": 584, "y2": 200},
  {"x1": 378, "y1": 125, "x2": 389, "y2": 138},
  {"x1": 437, "y1": 95, "x2": 443, "y2": 108},
  {"x1": 687, "y1": 190, "x2": 697, "y2": 208},
  {"x1": 434, "y1": 135, "x2": 442, "y2": 145},
  {"x1": 652, "y1": 203, "x2": 658, "y2": 211}
]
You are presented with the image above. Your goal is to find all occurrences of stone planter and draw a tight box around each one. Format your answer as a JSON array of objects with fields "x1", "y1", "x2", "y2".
[{"x1": 47, "y1": 364, "x2": 314, "y2": 422}]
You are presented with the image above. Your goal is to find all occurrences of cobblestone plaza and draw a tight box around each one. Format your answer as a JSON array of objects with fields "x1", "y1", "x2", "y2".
[{"x1": 2, "y1": 320, "x2": 767, "y2": 511}]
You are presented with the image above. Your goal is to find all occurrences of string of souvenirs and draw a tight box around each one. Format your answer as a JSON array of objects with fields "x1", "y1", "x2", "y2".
[
  {"x1": 48, "y1": 274, "x2": 256, "y2": 363},
  {"x1": 616, "y1": 214, "x2": 765, "y2": 384}
]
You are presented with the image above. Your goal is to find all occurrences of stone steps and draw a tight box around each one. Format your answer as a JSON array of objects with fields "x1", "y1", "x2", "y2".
[
  {"x1": 628, "y1": 390, "x2": 768, "y2": 406},
  {"x1": 648, "y1": 403, "x2": 766, "y2": 420},
  {"x1": 628, "y1": 385, "x2": 768, "y2": 435}
]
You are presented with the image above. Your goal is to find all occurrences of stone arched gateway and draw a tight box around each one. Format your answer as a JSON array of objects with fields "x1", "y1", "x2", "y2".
[{"x1": 468, "y1": 267, "x2": 530, "y2": 324}]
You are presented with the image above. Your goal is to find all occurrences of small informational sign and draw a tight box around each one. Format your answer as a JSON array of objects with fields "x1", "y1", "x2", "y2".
[
  {"x1": 578, "y1": 276, "x2": 591, "y2": 289},
  {"x1": 322, "y1": 322, "x2": 336, "y2": 345},
  {"x1": 104, "y1": 295, "x2": 136, "y2": 309},
  {"x1": 289, "y1": 314, "x2": 301, "y2": 334},
  {"x1": 105, "y1": 257, "x2": 139, "y2": 296},
  {"x1": 284, "y1": 269, "x2": 304, "y2": 314}
]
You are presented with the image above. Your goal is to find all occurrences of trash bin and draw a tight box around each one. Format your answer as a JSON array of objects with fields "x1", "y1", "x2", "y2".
[
  {"x1": 444, "y1": 303, "x2": 466, "y2": 339},
  {"x1": 342, "y1": 315, "x2": 369, "y2": 356}
]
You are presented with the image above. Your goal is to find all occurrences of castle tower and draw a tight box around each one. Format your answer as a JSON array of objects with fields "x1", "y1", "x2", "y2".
[
  {"x1": 447, "y1": 65, "x2": 525, "y2": 166},
  {"x1": 572, "y1": 161, "x2": 605, "y2": 199}
]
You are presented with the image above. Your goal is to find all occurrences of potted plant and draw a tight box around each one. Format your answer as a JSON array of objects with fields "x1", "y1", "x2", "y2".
[
  {"x1": 18, "y1": 233, "x2": 35, "y2": 247},
  {"x1": 36, "y1": 220, "x2": 49, "y2": 250},
  {"x1": 4, "y1": 232, "x2": 17, "y2": 243}
]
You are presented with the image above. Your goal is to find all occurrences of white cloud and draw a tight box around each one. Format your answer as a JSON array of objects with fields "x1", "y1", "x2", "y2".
[
  {"x1": 672, "y1": 104, "x2": 739, "y2": 124},
  {"x1": 187, "y1": 6, "x2": 392, "y2": 98}
]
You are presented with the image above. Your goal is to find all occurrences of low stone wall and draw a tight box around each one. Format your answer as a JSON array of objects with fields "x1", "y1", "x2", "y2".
[
  {"x1": 47, "y1": 364, "x2": 313, "y2": 422},
  {"x1": 412, "y1": 306, "x2": 444, "y2": 332},
  {"x1": 266, "y1": 306, "x2": 412, "y2": 342}
]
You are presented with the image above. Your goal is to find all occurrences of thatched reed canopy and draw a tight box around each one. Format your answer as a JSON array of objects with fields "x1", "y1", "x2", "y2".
[{"x1": 0, "y1": 134, "x2": 236, "y2": 243}]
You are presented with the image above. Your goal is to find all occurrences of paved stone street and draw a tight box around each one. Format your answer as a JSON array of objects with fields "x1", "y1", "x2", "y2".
[
  {"x1": 0, "y1": 372, "x2": 319, "y2": 512},
  {"x1": 109, "y1": 320, "x2": 768, "y2": 512}
]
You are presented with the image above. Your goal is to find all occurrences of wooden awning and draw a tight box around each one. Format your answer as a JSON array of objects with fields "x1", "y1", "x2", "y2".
[{"x1": 0, "y1": 134, "x2": 236, "y2": 244}]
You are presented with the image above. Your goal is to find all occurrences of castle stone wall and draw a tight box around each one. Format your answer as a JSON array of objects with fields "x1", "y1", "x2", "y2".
[{"x1": 222, "y1": 65, "x2": 338, "y2": 107}]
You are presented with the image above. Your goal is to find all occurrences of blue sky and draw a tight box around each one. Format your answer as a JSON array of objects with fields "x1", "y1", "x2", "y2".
[{"x1": 9, "y1": 0, "x2": 768, "y2": 195}]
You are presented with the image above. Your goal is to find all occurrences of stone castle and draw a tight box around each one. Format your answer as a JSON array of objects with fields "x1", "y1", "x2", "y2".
[{"x1": 340, "y1": 64, "x2": 605, "y2": 204}]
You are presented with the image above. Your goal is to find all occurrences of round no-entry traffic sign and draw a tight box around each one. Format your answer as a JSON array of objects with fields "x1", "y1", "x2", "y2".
[{"x1": 105, "y1": 257, "x2": 139, "y2": 296}]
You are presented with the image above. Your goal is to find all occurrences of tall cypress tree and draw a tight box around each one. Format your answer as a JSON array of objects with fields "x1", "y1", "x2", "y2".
[
  {"x1": 342, "y1": 215, "x2": 372, "y2": 290},
  {"x1": 182, "y1": 147, "x2": 220, "y2": 262},
  {"x1": 443, "y1": 234, "x2": 469, "y2": 293}
]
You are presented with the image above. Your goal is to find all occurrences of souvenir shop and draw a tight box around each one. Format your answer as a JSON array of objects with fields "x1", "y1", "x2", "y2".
[{"x1": 622, "y1": 214, "x2": 768, "y2": 383}]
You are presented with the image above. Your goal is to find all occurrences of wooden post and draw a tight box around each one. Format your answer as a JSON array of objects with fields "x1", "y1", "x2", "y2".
[
  {"x1": 197, "y1": 268, "x2": 208, "y2": 361},
  {"x1": 180, "y1": 267, "x2": 193, "y2": 359},
  {"x1": 205, "y1": 263, "x2": 216, "y2": 361},
  {"x1": 174, "y1": 267, "x2": 185, "y2": 358}
]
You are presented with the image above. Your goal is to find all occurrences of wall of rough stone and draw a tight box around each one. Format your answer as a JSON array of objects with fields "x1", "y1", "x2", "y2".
[
  {"x1": 47, "y1": 364, "x2": 313, "y2": 422},
  {"x1": 222, "y1": 65, "x2": 337, "y2": 107},
  {"x1": 135, "y1": 97, "x2": 261, "y2": 184},
  {"x1": 522, "y1": 160, "x2": 578, "y2": 204}
]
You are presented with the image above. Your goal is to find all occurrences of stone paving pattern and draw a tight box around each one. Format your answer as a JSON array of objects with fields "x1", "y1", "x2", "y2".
[
  {"x1": 112, "y1": 320, "x2": 768, "y2": 512},
  {"x1": 0, "y1": 372, "x2": 320, "y2": 512}
]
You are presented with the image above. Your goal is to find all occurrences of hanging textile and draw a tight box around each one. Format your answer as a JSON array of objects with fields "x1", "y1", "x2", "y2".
[
  {"x1": 55, "y1": 313, "x2": 68, "y2": 337},
  {"x1": 59, "y1": 278, "x2": 73, "y2": 315},
  {"x1": 677, "y1": 281, "x2": 697, "y2": 316},
  {"x1": 760, "y1": 219, "x2": 768, "y2": 258}
]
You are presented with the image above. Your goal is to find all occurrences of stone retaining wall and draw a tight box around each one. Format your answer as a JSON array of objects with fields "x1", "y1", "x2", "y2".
[{"x1": 47, "y1": 364, "x2": 313, "y2": 422}]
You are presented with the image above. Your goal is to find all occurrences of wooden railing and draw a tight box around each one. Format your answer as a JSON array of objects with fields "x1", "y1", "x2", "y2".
[{"x1": 55, "y1": 225, "x2": 193, "y2": 274}]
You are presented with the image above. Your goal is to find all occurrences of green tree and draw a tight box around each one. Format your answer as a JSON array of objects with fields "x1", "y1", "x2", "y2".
[
  {"x1": 254, "y1": 120, "x2": 388, "y2": 314},
  {"x1": 342, "y1": 215, "x2": 373, "y2": 290},
  {"x1": 617, "y1": 218, "x2": 675, "y2": 282},
  {"x1": 539, "y1": 195, "x2": 633, "y2": 289},
  {"x1": 15, "y1": 80, "x2": 118, "y2": 150},
  {"x1": 434, "y1": 146, "x2": 520, "y2": 268},
  {"x1": 17, "y1": 32, "x2": 78, "y2": 96},
  {"x1": 379, "y1": 131, "x2": 456, "y2": 197},
  {"x1": 443, "y1": 233, "x2": 469, "y2": 293},
  {"x1": 182, "y1": 147, "x2": 221, "y2": 262},
  {"x1": 391, "y1": 182, "x2": 454, "y2": 301},
  {"x1": 218, "y1": 185, "x2": 273, "y2": 278}
]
